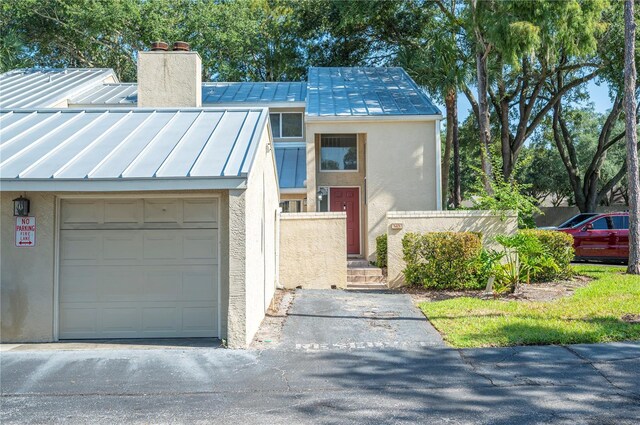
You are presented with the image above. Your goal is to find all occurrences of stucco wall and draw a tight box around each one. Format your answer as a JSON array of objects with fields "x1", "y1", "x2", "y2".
[
  {"x1": 386, "y1": 211, "x2": 518, "y2": 288},
  {"x1": 279, "y1": 212, "x2": 347, "y2": 289},
  {"x1": 228, "y1": 126, "x2": 280, "y2": 348},
  {"x1": 305, "y1": 119, "x2": 440, "y2": 261},
  {"x1": 137, "y1": 51, "x2": 202, "y2": 108},
  {"x1": 1, "y1": 190, "x2": 229, "y2": 343},
  {"x1": 1, "y1": 192, "x2": 56, "y2": 342}
]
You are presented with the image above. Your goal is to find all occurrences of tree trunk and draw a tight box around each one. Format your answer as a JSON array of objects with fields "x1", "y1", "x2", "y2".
[
  {"x1": 471, "y1": 0, "x2": 493, "y2": 193},
  {"x1": 476, "y1": 46, "x2": 494, "y2": 193},
  {"x1": 442, "y1": 89, "x2": 455, "y2": 209},
  {"x1": 452, "y1": 90, "x2": 461, "y2": 208},
  {"x1": 624, "y1": 0, "x2": 639, "y2": 274}
]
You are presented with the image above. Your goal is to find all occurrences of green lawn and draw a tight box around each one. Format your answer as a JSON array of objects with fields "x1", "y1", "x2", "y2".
[{"x1": 419, "y1": 265, "x2": 640, "y2": 348}]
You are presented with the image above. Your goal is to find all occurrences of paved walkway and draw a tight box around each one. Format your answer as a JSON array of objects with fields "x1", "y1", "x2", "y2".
[
  {"x1": 281, "y1": 290, "x2": 444, "y2": 350},
  {"x1": 1, "y1": 290, "x2": 639, "y2": 424}
]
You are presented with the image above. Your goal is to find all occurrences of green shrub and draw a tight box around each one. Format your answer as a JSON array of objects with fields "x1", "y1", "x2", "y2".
[
  {"x1": 402, "y1": 232, "x2": 483, "y2": 289},
  {"x1": 376, "y1": 234, "x2": 387, "y2": 268},
  {"x1": 518, "y1": 229, "x2": 574, "y2": 281}
]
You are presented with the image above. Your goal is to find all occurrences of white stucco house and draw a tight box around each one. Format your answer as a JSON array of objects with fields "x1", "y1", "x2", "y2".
[{"x1": 0, "y1": 46, "x2": 442, "y2": 347}]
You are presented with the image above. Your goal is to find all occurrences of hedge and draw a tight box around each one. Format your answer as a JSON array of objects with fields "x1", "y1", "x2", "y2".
[
  {"x1": 375, "y1": 234, "x2": 387, "y2": 268},
  {"x1": 402, "y1": 232, "x2": 483, "y2": 289},
  {"x1": 518, "y1": 229, "x2": 574, "y2": 281}
]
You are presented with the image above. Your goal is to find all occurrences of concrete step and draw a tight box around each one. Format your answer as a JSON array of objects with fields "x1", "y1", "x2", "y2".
[
  {"x1": 346, "y1": 275, "x2": 386, "y2": 283},
  {"x1": 346, "y1": 283, "x2": 388, "y2": 290},
  {"x1": 347, "y1": 259, "x2": 370, "y2": 268},
  {"x1": 347, "y1": 267, "x2": 383, "y2": 277}
]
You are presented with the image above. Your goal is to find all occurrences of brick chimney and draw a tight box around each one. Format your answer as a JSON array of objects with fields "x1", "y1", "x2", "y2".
[{"x1": 137, "y1": 42, "x2": 202, "y2": 108}]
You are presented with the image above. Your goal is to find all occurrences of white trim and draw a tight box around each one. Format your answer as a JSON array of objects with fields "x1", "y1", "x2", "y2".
[
  {"x1": 54, "y1": 193, "x2": 223, "y2": 340},
  {"x1": 0, "y1": 177, "x2": 248, "y2": 192},
  {"x1": 328, "y1": 186, "x2": 363, "y2": 257},
  {"x1": 319, "y1": 134, "x2": 359, "y2": 173},
  {"x1": 203, "y1": 102, "x2": 306, "y2": 109},
  {"x1": 279, "y1": 188, "x2": 306, "y2": 195},
  {"x1": 435, "y1": 120, "x2": 443, "y2": 210},
  {"x1": 53, "y1": 196, "x2": 61, "y2": 341},
  {"x1": 305, "y1": 114, "x2": 443, "y2": 123}
]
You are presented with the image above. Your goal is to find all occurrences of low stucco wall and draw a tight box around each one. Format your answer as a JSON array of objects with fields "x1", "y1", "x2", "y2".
[
  {"x1": 279, "y1": 212, "x2": 347, "y2": 289},
  {"x1": 386, "y1": 211, "x2": 518, "y2": 288}
]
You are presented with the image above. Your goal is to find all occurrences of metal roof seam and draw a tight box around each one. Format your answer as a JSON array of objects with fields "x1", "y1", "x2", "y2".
[
  {"x1": 4, "y1": 71, "x2": 96, "y2": 108},
  {"x1": 0, "y1": 111, "x2": 66, "y2": 168},
  {"x1": 18, "y1": 110, "x2": 110, "y2": 178},
  {"x1": 204, "y1": 109, "x2": 249, "y2": 177},
  {"x1": 52, "y1": 111, "x2": 133, "y2": 178},
  {"x1": 86, "y1": 111, "x2": 157, "y2": 178},
  {"x1": 232, "y1": 110, "x2": 265, "y2": 177},
  {"x1": 154, "y1": 110, "x2": 207, "y2": 177},
  {"x1": 119, "y1": 111, "x2": 182, "y2": 178},
  {"x1": 184, "y1": 110, "x2": 233, "y2": 178},
  {"x1": 239, "y1": 108, "x2": 270, "y2": 176}
]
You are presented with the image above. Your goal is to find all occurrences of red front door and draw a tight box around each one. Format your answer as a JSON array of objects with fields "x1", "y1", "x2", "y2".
[{"x1": 330, "y1": 187, "x2": 360, "y2": 255}]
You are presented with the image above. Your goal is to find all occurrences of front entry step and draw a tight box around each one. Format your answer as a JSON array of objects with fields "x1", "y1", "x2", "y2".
[{"x1": 346, "y1": 262, "x2": 387, "y2": 290}]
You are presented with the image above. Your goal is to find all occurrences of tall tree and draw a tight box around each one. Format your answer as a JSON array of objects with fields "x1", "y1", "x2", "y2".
[
  {"x1": 624, "y1": 0, "x2": 639, "y2": 274},
  {"x1": 398, "y1": 0, "x2": 469, "y2": 208}
]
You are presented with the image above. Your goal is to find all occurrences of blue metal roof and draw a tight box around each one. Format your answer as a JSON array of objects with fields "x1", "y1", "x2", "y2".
[
  {"x1": 274, "y1": 143, "x2": 306, "y2": 190},
  {"x1": 70, "y1": 81, "x2": 307, "y2": 106},
  {"x1": 0, "y1": 108, "x2": 269, "y2": 191},
  {"x1": 202, "y1": 82, "x2": 306, "y2": 104},
  {"x1": 306, "y1": 67, "x2": 440, "y2": 117}
]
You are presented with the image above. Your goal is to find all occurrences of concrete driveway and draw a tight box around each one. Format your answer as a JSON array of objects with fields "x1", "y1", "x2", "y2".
[{"x1": 2, "y1": 290, "x2": 640, "y2": 424}]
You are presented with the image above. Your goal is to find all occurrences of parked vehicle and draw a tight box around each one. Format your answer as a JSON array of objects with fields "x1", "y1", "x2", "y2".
[{"x1": 555, "y1": 212, "x2": 629, "y2": 262}]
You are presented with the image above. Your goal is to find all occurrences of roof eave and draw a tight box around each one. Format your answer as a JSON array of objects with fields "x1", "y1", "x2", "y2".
[
  {"x1": 304, "y1": 114, "x2": 443, "y2": 123},
  {"x1": 0, "y1": 177, "x2": 248, "y2": 192}
]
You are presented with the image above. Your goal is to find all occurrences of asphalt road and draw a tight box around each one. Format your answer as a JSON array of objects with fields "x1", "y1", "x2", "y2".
[{"x1": 2, "y1": 290, "x2": 639, "y2": 424}]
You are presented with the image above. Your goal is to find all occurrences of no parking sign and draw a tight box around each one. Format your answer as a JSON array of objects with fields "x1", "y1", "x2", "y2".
[{"x1": 15, "y1": 216, "x2": 36, "y2": 247}]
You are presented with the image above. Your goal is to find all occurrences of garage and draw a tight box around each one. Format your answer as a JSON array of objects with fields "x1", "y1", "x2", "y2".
[{"x1": 58, "y1": 197, "x2": 220, "y2": 339}]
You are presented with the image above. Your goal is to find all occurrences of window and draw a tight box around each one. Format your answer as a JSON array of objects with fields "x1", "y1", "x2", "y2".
[
  {"x1": 610, "y1": 215, "x2": 629, "y2": 229},
  {"x1": 320, "y1": 134, "x2": 357, "y2": 171},
  {"x1": 269, "y1": 113, "x2": 303, "y2": 138},
  {"x1": 279, "y1": 200, "x2": 303, "y2": 213},
  {"x1": 318, "y1": 187, "x2": 329, "y2": 212},
  {"x1": 590, "y1": 218, "x2": 610, "y2": 230},
  {"x1": 558, "y1": 213, "x2": 598, "y2": 229}
]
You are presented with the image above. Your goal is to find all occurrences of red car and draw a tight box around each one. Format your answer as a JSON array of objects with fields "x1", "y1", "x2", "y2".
[{"x1": 555, "y1": 212, "x2": 630, "y2": 263}]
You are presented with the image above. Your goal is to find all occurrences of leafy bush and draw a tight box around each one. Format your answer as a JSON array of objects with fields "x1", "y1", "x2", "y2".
[
  {"x1": 470, "y1": 169, "x2": 541, "y2": 229},
  {"x1": 375, "y1": 234, "x2": 387, "y2": 268},
  {"x1": 494, "y1": 233, "x2": 558, "y2": 289},
  {"x1": 402, "y1": 232, "x2": 483, "y2": 289},
  {"x1": 518, "y1": 229, "x2": 574, "y2": 281}
]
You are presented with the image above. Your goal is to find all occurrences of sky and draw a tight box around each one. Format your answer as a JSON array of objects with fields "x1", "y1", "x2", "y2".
[{"x1": 434, "y1": 80, "x2": 614, "y2": 121}]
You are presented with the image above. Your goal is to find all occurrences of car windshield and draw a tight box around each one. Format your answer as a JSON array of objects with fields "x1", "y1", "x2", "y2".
[{"x1": 558, "y1": 213, "x2": 599, "y2": 229}]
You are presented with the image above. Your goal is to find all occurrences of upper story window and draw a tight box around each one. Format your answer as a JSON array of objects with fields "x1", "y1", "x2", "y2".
[
  {"x1": 270, "y1": 112, "x2": 303, "y2": 139},
  {"x1": 320, "y1": 134, "x2": 357, "y2": 171}
]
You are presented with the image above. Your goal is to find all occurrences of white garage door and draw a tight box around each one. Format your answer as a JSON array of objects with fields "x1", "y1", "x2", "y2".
[{"x1": 58, "y1": 197, "x2": 219, "y2": 339}]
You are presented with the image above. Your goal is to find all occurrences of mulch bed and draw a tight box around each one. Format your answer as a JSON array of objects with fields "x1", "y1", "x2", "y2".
[{"x1": 402, "y1": 274, "x2": 593, "y2": 305}]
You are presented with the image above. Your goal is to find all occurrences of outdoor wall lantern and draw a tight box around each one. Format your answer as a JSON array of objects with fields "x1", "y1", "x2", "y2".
[
  {"x1": 13, "y1": 195, "x2": 30, "y2": 217},
  {"x1": 317, "y1": 187, "x2": 328, "y2": 202}
]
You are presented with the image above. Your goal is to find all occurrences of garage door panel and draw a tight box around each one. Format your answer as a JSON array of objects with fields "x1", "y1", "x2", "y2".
[
  {"x1": 102, "y1": 307, "x2": 140, "y2": 332},
  {"x1": 142, "y1": 307, "x2": 178, "y2": 332},
  {"x1": 183, "y1": 199, "x2": 218, "y2": 223},
  {"x1": 60, "y1": 267, "x2": 99, "y2": 302},
  {"x1": 59, "y1": 197, "x2": 220, "y2": 339},
  {"x1": 60, "y1": 233, "x2": 100, "y2": 263},
  {"x1": 183, "y1": 231, "x2": 217, "y2": 260},
  {"x1": 60, "y1": 307, "x2": 97, "y2": 334},
  {"x1": 183, "y1": 307, "x2": 216, "y2": 331},
  {"x1": 61, "y1": 200, "x2": 102, "y2": 225},
  {"x1": 102, "y1": 232, "x2": 142, "y2": 261},
  {"x1": 182, "y1": 269, "x2": 217, "y2": 301},
  {"x1": 104, "y1": 199, "x2": 141, "y2": 223},
  {"x1": 144, "y1": 199, "x2": 180, "y2": 223}
]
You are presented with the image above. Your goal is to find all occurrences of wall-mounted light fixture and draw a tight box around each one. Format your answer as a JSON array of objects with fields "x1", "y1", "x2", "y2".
[
  {"x1": 13, "y1": 196, "x2": 30, "y2": 217},
  {"x1": 317, "y1": 187, "x2": 328, "y2": 202}
]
